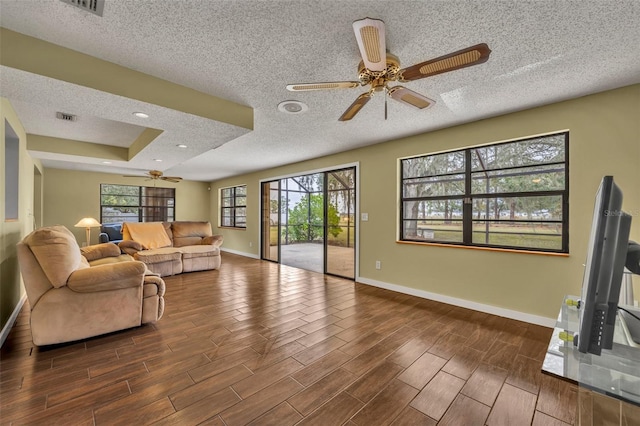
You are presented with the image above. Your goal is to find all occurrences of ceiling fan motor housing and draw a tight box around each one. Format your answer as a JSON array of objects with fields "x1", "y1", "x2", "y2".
[{"x1": 357, "y1": 53, "x2": 400, "y2": 88}]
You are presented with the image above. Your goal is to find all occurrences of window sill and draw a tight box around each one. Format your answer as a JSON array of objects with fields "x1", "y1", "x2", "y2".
[
  {"x1": 218, "y1": 226, "x2": 247, "y2": 231},
  {"x1": 396, "y1": 240, "x2": 569, "y2": 257}
]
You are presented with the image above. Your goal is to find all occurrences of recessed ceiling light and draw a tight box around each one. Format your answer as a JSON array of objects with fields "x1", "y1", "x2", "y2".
[
  {"x1": 153, "y1": 159, "x2": 163, "y2": 162},
  {"x1": 101, "y1": 161, "x2": 112, "y2": 164},
  {"x1": 133, "y1": 112, "x2": 149, "y2": 118},
  {"x1": 278, "y1": 100, "x2": 308, "y2": 114},
  {"x1": 177, "y1": 144, "x2": 188, "y2": 148}
]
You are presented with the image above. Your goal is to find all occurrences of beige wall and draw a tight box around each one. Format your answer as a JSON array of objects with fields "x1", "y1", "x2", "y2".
[
  {"x1": 43, "y1": 169, "x2": 211, "y2": 244},
  {"x1": 1, "y1": 98, "x2": 41, "y2": 332},
  {"x1": 209, "y1": 85, "x2": 640, "y2": 321}
]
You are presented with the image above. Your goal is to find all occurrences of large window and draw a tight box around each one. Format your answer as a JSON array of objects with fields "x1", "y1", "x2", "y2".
[
  {"x1": 101, "y1": 184, "x2": 175, "y2": 223},
  {"x1": 221, "y1": 185, "x2": 246, "y2": 228},
  {"x1": 400, "y1": 132, "x2": 568, "y2": 253}
]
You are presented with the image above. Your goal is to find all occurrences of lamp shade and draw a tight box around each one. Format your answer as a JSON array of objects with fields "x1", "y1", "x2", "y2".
[{"x1": 74, "y1": 217, "x2": 101, "y2": 228}]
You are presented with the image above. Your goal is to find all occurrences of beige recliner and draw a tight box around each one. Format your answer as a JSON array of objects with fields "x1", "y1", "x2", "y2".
[{"x1": 16, "y1": 225, "x2": 165, "y2": 346}]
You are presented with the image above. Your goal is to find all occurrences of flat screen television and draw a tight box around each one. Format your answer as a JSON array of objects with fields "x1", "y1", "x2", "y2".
[{"x1": 575, "y1": 176, "x2": 632, "y2": 355}]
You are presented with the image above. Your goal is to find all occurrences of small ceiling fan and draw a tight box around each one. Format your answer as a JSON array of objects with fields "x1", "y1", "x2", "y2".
[
  {"x1": 286, "y1": 18, "x2": 491, "y2": 121},
  {"x1": 123, "y1": 170, "x2": 183, "y2": 183}
]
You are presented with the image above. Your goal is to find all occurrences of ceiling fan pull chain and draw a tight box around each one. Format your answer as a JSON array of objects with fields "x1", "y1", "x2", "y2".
[{"x1": 384, "y1": 88, "x2": 388, "y2": 120}]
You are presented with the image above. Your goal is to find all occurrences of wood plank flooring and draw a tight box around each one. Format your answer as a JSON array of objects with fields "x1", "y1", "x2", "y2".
[{"x1": 0, "y1": 253, "x2": 577, "y2": 425}]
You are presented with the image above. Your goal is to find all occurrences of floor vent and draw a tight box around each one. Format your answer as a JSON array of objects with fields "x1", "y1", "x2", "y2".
[
  {"x1": 56, "y1": 112, "x2": 77, "y2": 122},
  {"x1": 59, "y1": 0, "x2": 104, "y2": 17}
]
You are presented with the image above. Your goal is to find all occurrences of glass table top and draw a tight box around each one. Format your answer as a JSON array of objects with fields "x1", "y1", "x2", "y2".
[{"x1": 542, "y1": 295, "x2": 640, "y2": 406}]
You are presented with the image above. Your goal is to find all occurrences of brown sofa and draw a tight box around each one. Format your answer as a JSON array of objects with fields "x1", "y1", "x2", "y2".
[
  {"x1": 16, "y1": 226, "x2": 165, "y2": 346},
  {"x1": 118, "y1": 221, "x2": 223, "y2": 277}
]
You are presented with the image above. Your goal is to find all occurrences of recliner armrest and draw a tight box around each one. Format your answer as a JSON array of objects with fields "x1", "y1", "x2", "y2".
[
  {"x1": 202, "y1": 234, "x2": 223, "y2": 248},
  {"x1": 119, "y1": 240, "x2": 144, "y2": 256},
  {"x1": 67, "y1": 261, "x2": 146, "y2": 293}
]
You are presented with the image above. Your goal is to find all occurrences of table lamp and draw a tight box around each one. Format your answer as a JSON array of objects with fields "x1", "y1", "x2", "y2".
[{"x1": 74, "y1": 217, "x2": 101, "y2": 246}]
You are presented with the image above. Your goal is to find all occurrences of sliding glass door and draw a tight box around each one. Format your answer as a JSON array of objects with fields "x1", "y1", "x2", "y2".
[
  {"x1": 260, "y1": 166, "x2": 356, "y2": 279},
  {"x1": 325, "y1": 168, "x2": 356, "y2": 277},
  {"x1": 261, "y1": 180, "x2": 280, "y2": 262}
]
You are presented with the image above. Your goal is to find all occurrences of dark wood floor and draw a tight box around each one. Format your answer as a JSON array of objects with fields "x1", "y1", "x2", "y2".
[{"x1": 0, "y1": 253, "x2": 577, "y2": 425}]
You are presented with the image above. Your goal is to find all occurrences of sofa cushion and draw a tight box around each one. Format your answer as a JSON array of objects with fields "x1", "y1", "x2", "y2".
[
  {"x1": 89, "y1": 254, "x2": 135, "y2": 266},
  {"x1": 174, "y1": 236, "x2": 205, "y2": 247},
  {"x1": 134, "y1": 247, "x2": 182, "y2": 264},
  {"x1": 81, "y1": 242, "x2": 121, "y2": 261},
  {"x1": 24, "y1": 225, "x2": 82, "y2": 288},
  {"x1": 180, "y1": 245, "x2": 220, "y2": 259},
  {"x1": 101, "y1": 223, "x2": 123, "y2": 241},
  {"x1": 123, "y1": 222, "x2": 172, "y2": 249},
  {"x1": 172, "y1": 221, "x2": 213, "y2": 238},
  {"x1": 172, "y1": 221, "x2": 212, "y2": 247}
]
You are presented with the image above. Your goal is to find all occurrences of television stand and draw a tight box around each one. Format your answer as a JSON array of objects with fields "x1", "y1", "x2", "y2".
[{"x1": 542, "y1": 295, "x2": 640, "y2": 409}]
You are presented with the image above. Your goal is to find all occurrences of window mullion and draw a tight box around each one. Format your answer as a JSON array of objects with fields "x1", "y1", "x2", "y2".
[{"x1": 463, "y1": 149, "x2": 472, "y2": 243}]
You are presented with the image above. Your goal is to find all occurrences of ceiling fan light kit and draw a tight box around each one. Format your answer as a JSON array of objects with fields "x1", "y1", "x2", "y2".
[{"x1": 286, "y1": 17, "x2": 491, "y2": 121}]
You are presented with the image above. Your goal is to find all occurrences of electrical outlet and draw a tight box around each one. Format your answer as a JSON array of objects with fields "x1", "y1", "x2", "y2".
[
  {"x1": 375, "y1": 260, "x2": 381, "y2": 270},
  {"x1": 361, "y1": 213, "x2": 369, "y2": 221}
]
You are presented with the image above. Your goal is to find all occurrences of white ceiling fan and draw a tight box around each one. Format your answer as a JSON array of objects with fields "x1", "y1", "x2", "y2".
[{"x1": 286, "y1": 18, "x2": 491, "y2": 121}]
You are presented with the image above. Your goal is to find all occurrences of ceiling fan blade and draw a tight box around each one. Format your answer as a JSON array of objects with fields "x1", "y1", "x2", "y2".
[
  {"x1": 161, "y1": 177, "x2": 182, "y2": 183},
  {"x1": 388, "y1": 86, "x2": 435, "y2": 110},
  {"x1": 286, "y1": 82, "x2": 360, "y2": 91},
  {"x1": 399, "y1": 43, "x2": 491, "y2": 82},
  {"x1": 338, "y1": 93, "x2": 371, "y2": 121},
  {"x1": 353, "y1": 18, "x2": 387, "y2": 72}
]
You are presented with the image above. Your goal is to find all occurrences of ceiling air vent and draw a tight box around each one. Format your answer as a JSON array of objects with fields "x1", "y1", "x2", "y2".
[
  {"x1": 56, "y1": 112, "x2": 77, "y2": 122},
  {"x1": 59, "y1": 0, "x2": 104, "y2": 17}
]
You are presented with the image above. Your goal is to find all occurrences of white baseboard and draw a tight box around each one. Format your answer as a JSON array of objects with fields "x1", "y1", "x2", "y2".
[
  {"x1": 356, "y1": 276, "x2": 556, "y2": 328},
  {"x1": 0, "y1": 295, "x2": 27, "y2": 348},
  {"x1": 221, "y1": 247, "x2": 260, "y2": 259}
]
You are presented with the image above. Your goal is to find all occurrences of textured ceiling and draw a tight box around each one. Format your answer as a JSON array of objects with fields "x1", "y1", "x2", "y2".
[{"x1": 1, "y1": 0, "x2": 639, "y2": 181}]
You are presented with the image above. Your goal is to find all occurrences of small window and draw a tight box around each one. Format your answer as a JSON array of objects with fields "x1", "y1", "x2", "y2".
[
  {"x1": 100, "y1": 184, "x2": 175, "y2": 223},
  {"x1": 400, "y1": 132, "x2": 569, "y2": 253},
  {"x1": 220, "y1": 185, "x2": 246, "y2": 228}
]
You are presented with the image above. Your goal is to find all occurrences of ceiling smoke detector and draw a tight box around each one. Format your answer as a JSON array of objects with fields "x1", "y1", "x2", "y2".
[
  {"x1": 59, "y1": 0, "x2": 105, "y2": 17},
  {"x1": 278, "y1": 100, "x2": 308, "y2": 114},
  {"x1": 56, "y1": 111, "x2": 77, "y2": 121}
]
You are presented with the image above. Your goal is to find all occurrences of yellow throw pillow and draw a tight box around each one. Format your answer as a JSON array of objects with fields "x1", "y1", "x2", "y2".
[{"x1": 124, "y1": 222, "x2": 172, "y2": 249}]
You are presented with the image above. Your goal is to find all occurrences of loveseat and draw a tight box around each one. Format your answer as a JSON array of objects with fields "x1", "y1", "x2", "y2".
[
  {"x1": 118, "y1": 221, "x2": 223, "y2": 277},
  {"x1": 16, "y1": 226, "x2": 165, "y2": 346},
  {"x1": 98, "y1": 222, "x2": 124, "y2": 244}
]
